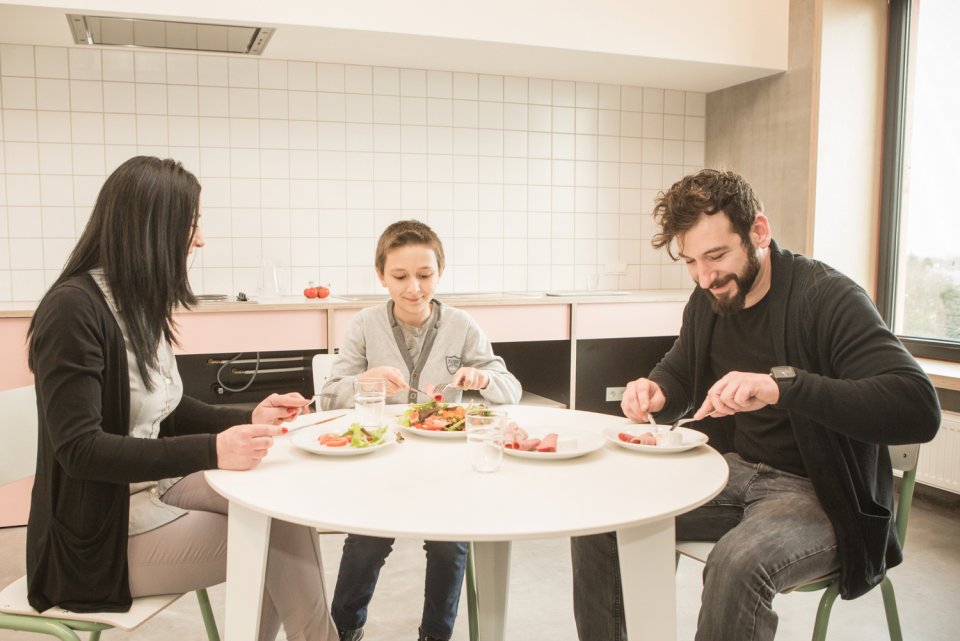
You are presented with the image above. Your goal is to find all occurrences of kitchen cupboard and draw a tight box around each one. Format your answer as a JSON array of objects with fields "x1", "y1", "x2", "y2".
[{"x1": 0, "y1": 292, "x2": 689, "y2": 405}]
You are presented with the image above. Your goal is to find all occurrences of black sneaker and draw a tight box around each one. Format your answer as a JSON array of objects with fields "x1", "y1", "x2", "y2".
[
  {"x1": 417, "y1": 627, "x2": 446, "y2": 641},
  {"x1": 338, "y1": 628, "x2": 364, "y2": 641}
]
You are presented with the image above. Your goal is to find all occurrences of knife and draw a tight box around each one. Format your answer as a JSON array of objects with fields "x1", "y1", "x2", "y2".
[{"x1": 285, "y1": 413, "x2": 348, "y2": 433}]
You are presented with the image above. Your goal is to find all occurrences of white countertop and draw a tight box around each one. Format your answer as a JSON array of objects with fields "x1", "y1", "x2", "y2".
[{"x1": 0, "y1": 289, "x2": 695, "y2": 318}]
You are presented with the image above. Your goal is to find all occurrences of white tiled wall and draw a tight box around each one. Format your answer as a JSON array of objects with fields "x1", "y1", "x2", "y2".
[{"x1": 0, "y1": 43, "x2": 704, "y2": 301}]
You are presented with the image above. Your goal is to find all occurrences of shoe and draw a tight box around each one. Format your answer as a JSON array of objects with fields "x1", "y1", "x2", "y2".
[
  {"x1": 338, "y1": 628, "x2": 364, "y2": 641},
  {"x1": 417, "y1": 627, "x2": 446, "y2": 641}
]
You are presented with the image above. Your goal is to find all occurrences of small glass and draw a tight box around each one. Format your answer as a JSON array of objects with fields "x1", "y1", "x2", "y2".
[
  {"x1": 465, "y1": 410, "x2": 505, "y2": 473},
  {"x1": 353, "y1": 379, "x2": 387, "y2": 429}
]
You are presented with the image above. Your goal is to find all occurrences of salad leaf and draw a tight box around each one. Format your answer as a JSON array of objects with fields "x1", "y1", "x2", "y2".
[{"x1": 340, "y1": 423, "x2": 387, "y2": 448}]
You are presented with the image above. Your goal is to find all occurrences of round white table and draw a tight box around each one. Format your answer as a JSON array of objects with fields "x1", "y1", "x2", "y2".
[{"x1": 206, "y1": 404, "x2": 728, "y2": 640}]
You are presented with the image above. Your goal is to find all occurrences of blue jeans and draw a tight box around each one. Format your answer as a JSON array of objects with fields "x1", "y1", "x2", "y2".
[
  {"x1": 331, "y1": 534, "x2": 468, "y2": 640},
  {"x1": 571, "y1": 453, "x2": 839, "y2": 641}
]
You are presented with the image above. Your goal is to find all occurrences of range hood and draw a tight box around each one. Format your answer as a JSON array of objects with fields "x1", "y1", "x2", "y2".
[{"x1": 66, "y1": 14, "x2": 275, "y2": 55}]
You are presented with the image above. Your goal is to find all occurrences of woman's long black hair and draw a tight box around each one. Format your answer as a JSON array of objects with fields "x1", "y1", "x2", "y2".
[{"x1": 28, "y1": 156, "x2": 201, "y2": 389}]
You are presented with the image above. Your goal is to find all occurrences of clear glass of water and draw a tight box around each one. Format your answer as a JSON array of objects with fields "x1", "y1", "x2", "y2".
[
  {"x1": 465, "y1": 410, "x2": 505, "y2": 473},
  {"x1": 353, "y1": 378, "x2": 387, "y2": 429}
]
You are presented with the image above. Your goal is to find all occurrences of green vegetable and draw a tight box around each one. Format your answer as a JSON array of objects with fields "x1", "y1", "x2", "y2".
[{"x1": 340, "y1": 423, "x2": 387, "y2": 448}]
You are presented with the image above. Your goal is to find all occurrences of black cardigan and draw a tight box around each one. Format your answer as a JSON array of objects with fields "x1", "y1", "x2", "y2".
[
  {"x1": 27, "y1": 274, "x2": 250, "y2": 612},
  {"x1": 650, "y1": 241, "x2": 940, "y2": 599}
]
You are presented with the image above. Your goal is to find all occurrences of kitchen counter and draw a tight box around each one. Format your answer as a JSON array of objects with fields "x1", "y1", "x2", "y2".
[{"x1": 0, "y1": 289, "x2": 694, "y2": 318}]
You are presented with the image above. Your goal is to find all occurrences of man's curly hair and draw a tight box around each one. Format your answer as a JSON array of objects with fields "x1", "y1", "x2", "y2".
[{"x1": 652, "y1": 169, "x2": 763, "y2": 259}]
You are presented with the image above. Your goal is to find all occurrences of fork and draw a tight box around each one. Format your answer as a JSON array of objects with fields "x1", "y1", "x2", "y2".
[{"x1": 431, "y1": 382, "x2": 458, "y2": 397}]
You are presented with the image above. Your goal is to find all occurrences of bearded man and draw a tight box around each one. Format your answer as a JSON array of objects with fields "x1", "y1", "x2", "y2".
[{"x1": 570, "y1": 169, "x2": 941, "y2": 641}]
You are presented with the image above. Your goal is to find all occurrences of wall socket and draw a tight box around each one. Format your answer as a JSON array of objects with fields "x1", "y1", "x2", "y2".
[{"x1": 605, "y1": 386, "x2": 626, "y2": 402}]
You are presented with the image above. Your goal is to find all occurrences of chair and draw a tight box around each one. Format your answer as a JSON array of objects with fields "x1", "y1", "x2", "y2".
[
  {"x1": 311, "y1": 352, "x2": 337, "y2": 397},
  {"x1": 310, "y1": 353, "x2": 480, "y2": 641},
  {"x1": 675, "y1": 443, "x2": 920, "y2": 641},
  {"x1": 0, "y1": 577, "x2": 220, "y2": 641}
]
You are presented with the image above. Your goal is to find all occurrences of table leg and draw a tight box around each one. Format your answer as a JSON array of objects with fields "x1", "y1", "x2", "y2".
[
  {"x1": 224, "y1": 502, "x2": 272, "y2": 641},
  {"x1": 617, "y1": 518, "x2": 677, "y2": 640},
  {"x1": 471, "y1": 541, "x2": 511, "y2": 641}
]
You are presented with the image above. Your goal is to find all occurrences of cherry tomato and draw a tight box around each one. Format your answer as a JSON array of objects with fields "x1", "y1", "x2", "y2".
[
  {"x1": 304, "y1": 286, "x2": 319, "y2": 299},
  {"x1": 317, "y1": 286, "x2": 330, "y2": 299}
]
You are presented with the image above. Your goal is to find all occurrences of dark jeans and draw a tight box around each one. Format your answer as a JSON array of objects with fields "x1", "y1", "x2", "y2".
[
  {"x1": 331, "y1": 534, "x2": 468, "y2": 640},
  {"x1": 571, "y1": 453, "x2": 840, "y2": 641}
]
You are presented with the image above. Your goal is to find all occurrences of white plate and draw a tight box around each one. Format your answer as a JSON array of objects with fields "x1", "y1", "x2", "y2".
[
  {"x1": 397, "y1": 423, "x2": 467, "y2": 439},
  {"x1": 503, "y1": 426, "x2": 605, "y2": 460},
  {"x1": 291, "y1": 425, "x2": 396, "y2": 456},
  {"x1": 393, "y1": 403, "x2": 475, "y2": 439},
  {"x1": 604, "y1": 425, "x2": 709, "y2": 453}
]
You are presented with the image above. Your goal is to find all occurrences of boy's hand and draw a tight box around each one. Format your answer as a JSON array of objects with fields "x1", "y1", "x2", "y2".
[
  {"x1": 452, "y1": 367, "x2": 489, "y2": 390},
  {"x1": 362, "y1": 366, "x2": 407, "y2": 395}
]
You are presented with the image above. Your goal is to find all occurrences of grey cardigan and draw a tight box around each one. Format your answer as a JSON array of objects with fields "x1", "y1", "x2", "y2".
[{"x1": 320, "y1": 300, "x2": 522, "y2": 409}]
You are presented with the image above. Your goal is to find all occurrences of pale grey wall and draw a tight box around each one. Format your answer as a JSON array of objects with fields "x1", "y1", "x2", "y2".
[{"x1": 704, "y1": 0, "x2": 819, "y2": 255}]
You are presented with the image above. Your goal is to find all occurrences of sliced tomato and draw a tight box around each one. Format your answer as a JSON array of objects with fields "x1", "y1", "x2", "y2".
[
  {"x1": 318, "y1": 433, "x2": 350, "y2": 447},
  {"x1": 618, "y1": 432, "x2": 634, "y2": 442}
]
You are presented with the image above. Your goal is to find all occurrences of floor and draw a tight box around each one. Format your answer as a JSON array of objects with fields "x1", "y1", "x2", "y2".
[{"x1": 1, "y1": 492, "x2": 958, "y2": 641}]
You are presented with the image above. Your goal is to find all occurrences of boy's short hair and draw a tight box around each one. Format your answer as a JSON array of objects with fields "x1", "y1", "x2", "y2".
[{"x1": 375, "y1": 219, "x2": 445, "y2": 273}]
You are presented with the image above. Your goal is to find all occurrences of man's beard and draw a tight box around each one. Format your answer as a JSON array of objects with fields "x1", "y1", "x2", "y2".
[{"x1": 701, "y1": 246, "x2": 761, "y2": 316}]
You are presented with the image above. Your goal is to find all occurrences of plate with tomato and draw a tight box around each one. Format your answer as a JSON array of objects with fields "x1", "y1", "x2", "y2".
[
  {"x1": 292, "y1": 423, "x2": 395, "y2": 456},
  {"x1": 395, "y1": 401, "x2": 486, "y2": 439},
  {"x1": 604, "y1": 425, "x2": 708, "y2": 454}
]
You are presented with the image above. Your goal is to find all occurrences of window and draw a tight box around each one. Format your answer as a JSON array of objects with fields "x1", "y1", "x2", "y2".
[{"x1": 878, "y1": 0, "x2": 960, "y2": 361}]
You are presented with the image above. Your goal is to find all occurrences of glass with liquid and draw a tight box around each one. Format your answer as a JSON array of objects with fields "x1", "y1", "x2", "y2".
[
  {"x1": 465, "y1": 410, "x2": 505, "y2": 473},
  {"x1": 353, "y1": 379, "x2": 387, "y2": 429}
]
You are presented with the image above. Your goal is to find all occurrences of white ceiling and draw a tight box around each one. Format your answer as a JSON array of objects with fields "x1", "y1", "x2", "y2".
[{"x1": 0, "y1": 2, "x2": 787, "y2": 92}]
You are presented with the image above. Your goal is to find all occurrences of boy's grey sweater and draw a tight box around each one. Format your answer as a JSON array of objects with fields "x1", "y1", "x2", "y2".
[{"x1": 320, "y1": 300, "x2": 522, "y2": 410}]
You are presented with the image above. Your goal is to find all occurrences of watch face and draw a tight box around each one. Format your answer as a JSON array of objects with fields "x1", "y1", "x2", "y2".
[{"x1": 771, "y1": 366, "x2": 796, "y2": 380}]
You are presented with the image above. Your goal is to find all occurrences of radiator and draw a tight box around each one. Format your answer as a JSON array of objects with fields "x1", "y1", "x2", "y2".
[{"x1": 917, "y1": 410, "x2": 960, "y2": 494}]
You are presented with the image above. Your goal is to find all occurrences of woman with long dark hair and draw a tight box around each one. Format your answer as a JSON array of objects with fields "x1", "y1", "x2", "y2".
[{"x1": 26, "y1": 156, "x2": 337, "y2": 641}]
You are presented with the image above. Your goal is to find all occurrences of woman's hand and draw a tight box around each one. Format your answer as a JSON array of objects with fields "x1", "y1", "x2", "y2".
[
  {"x1": 361, "y1": 366, "x2": 407, "y2": 395},
  {"x1": 216, "y1": 424, "x2": 282, "y2": 470},
  {"x1": 252, "y1": 392, "x2": 313, "y2": 425},
  {"x1": 452, "y1": 367, "x2": 490, "y2": 391}
]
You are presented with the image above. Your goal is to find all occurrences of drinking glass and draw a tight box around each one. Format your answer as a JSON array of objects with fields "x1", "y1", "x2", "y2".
[
  {"x1": 353, "y1": 379, "x2": 387, "y2": 429},
  {"x1": 465, "y1": 410, "x2": 505, "y2": 473}
]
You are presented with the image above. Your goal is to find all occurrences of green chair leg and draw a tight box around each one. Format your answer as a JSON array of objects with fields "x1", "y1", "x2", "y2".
[
  {"x1": 810, "y1": 582, "x2": 840, "y2": 641},
  {"x1": 466, "y1": 543, "x2": 479, "y2": 641},
  {"x1": 0, "y1": 611, "x2": 84, "y2": 641},
  {"x1": 880, "y1": 577, "x2": 903, "y2": 641},
  {"x1": 196, "y1": 588, "x2": 221, "y2": 641}
]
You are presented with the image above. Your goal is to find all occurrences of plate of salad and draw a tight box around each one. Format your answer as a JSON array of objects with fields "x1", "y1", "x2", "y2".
[
  {"x1": 291, "y1": 422, "x2": 395, "y2": 456},
  {"x1": 396, "y1": 401, "x2": 486, "y2": 439}
]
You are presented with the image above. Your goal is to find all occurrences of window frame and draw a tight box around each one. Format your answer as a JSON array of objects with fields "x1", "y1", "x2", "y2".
[{"x1": 876, "y1": 0, "x2": 960, "y2": 362}]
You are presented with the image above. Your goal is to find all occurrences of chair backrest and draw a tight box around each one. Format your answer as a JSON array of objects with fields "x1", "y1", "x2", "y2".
[
  {"x1": 0, "y1": 385, "x2": 38, "y2": 486},
  {"x1": 888, "y1": 443, "x2": 921, "y2": 547},
  {"x1": 312, "y1": 353, "x2": 337, "y2": 396}
]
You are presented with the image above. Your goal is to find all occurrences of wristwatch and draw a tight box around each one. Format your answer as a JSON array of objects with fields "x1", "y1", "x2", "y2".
[{"x1": 770, "y1": 365, "x2": 797, "y2": 390}]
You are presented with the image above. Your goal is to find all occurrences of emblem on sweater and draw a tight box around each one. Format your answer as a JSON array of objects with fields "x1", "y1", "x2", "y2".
[{"x1": 446, "y1": 356, "x2": 462, "y2": 373}]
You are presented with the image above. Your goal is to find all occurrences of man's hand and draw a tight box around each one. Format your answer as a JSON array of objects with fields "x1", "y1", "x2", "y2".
[
  {"x1": 216, "y1": 424, "x2": 282, "y2": 470},
  {"x1": 361, "y1": 366, "x2": 407, "y2": 395},
  {"x1": 621, "y1": 377, "x2": 666, "y2": 423},
  {"x1": 252, "y1": 392, "x2": 312, "y2": 425},
  {"x1": 452, "y1": 367, "x2": 490, "y2": 390},
  {"x1": 695, "y1": 371, "x2": 780, "y2": 419}
]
